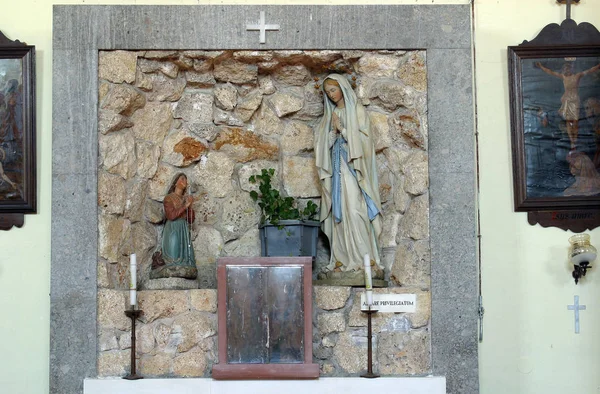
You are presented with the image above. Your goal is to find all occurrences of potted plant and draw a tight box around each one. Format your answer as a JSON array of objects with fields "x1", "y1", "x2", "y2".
[{"x1": 249, "y1": 168, "x2": 319, "y2": 258}]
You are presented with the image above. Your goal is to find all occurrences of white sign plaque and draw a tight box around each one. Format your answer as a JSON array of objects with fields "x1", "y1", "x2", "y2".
[{"x1": 360, "y1": 294, "x2": 417, "y2": 313}]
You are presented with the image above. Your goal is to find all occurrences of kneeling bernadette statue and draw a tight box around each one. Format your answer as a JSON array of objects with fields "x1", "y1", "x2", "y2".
[
  {"x1": 151, "y1": 173, "x2": 198, "y2": 280},
  {"x1": 314, "y1": 74, "x2": 385, "y2": 284}
]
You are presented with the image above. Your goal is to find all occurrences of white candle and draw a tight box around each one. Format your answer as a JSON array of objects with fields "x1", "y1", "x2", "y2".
[
  {"x1": 130, "y1": 254, "x2": 137, "y2": 306},
  {"x1": 363, "y1": 253, "x2": 373, "y2": 306}
]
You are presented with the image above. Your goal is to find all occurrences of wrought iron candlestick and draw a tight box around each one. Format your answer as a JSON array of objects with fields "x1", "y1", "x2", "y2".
[
  {"x1": 360, "y1": 306, "x2": 379, "y2": 379},
  {"x1": 123, "y1": 306, "x2": 143, "y2": 380}
]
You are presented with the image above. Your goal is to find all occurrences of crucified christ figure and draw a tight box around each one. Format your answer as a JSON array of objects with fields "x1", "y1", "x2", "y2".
[{"x1": 535, "y1": 61, "x2": 600, "y2": 149}]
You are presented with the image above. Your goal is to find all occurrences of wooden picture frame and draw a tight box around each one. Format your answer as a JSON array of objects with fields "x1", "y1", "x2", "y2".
[
  {"x1": 212, "y1": 256, "x2": 319, "y2": 380},
  {"x1": 0, "y1": 31, "x2": 36, "y2": 230},
  {"x1": 509, "y1": 42, "x2": 600, "y2": 212}
]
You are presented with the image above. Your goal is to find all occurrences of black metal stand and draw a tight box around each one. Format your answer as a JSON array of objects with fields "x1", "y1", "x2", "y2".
[
  {"x1": 360, "y1": 307, "x2": 379, "y2": 378},
  {"x1": 573, "y1": 261, "x2": 592, "y2": 284},
  {"x1": 123, "y1": 306, "x2": 144, "y2": 380}
]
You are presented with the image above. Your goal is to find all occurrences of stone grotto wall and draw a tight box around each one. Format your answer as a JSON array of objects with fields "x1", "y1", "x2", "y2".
[{"x1": 97, "y1": 49, "x2": 430, "y2": 377}]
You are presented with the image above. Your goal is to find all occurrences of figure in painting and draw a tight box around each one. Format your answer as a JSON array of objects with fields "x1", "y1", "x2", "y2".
[
  {"x1": 0, "y1": 148, "x2": 17, "y2": 191},
  {"x1": 535, "y1": 61, "x2": 600, "y2": 150},
  {"x1": 564, "y1": 151, "x2": 600, "y2": 196},
  {"x1": 314, "y1": 74, "x2": 383, "y2": 283},
  {"x1": 584, "y1": 97, "x2": 600, "y2": 168},
  {"x1": 151, "y1": 173, "x2": 198, "y2": 280}
]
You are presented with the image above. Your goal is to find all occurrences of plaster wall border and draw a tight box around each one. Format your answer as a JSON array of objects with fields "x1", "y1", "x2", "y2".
[{"x1": 51, "y1": 5, "x2": 477, "y2": 394}]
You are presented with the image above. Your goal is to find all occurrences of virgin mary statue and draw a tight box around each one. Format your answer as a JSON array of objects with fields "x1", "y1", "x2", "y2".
[{"x1": 315, "y1": 74, "x2": 384, "y2": 282}]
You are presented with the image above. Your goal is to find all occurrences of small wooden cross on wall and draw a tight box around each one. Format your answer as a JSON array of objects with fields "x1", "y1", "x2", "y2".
[
  {"x1": 246, "y1": 11, "x2": 280, "y2": 44},
  {"x1": 557, "y1": 0, "x2": 581, "y2": 20}
]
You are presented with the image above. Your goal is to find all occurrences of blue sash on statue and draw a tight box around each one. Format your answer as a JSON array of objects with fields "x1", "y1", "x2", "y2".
[{"x1": 332, "y1": 136, "x2": 379, "y2": 224}]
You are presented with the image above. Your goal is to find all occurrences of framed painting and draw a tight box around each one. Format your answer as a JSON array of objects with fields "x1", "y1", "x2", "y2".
[
  {"x1": 0, "y1": 31, "x2": 36, "y2": 229},
  {"x1": 509, "y1": 44, "x2": 600, "y2": 211}
]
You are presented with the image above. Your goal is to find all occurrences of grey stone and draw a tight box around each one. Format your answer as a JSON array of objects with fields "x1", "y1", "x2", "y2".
[
  {"x1": 369, "y1": 80, "x2": 415, "y2": 112},
  {"x1": 184, "y1": 50, "x2": 223, "y2": 60},
  {"x1": 98, "y1": 214, "x2": 129, "y2": 263},
  {"x1": 390, "y1": 109, "x2": 426, "y2": 150},
  {"x1": 98, "y1": 290, "x2": 129, "y2": 331},
  {"x1": 191, "y1": 192, "x2": 221, "y2": 226},
  {"x1": 132, "y1": 101, "x2": 173, "y2": 145},
  {"x1": 269, "y1": 91, "x2": 304, "y2": 118},
  {"x1": 173, "y1": 347, "x2": 207, "y2": 377},
  {"x1": 148, "y1": 164, "x2": 179, "y2": 201},
  {"x1": 136, "y1": 140, "x2": 161, "y2": 179},
  {"x1": 173, "y1": 311, "x2": 217, "y2": 353},
  {"x1": 145, "y1": 278, "x2": 199, "y2": 290},
  {"x1": 173, "y1": 54, "x2": 194, "y2": 70},
  {"x1": 401, "y1": 193, "x2": 429, "y2": 240},
  {"x1": 281, "y1": 121, "x2": 314, "y2": 157},
  {"x1": 101, "y1": 84, "x2": 146, "y2": 116},
  {"x1": 397, "y1": 51, "x2": 427, "y2": 92},
  {"x1": 403, "y1": 150, "x2": 428, "y2": 195},
  {"x1": 391, "y1": 239, "x2": 431, "y2": 288},
  {"x1": 273, "y1": 64, "x2": 311, "y2": 86},
  {"x1": 99, "y1": 50, "x2": 138, "y2": 83},
  {"x1": 98, "y1": 350, "x2": 129, "y2": 377},
  {"x1": 282, "y1": 156, "x2": 320, "y2": 198},
  {"x1": 238, "y1": 161, "x2": 281, "y2": 193},
  {"x1": 379, "y1": 314, "x2": 411, "y2": 333},
  {"x1": 379, "y1": 212, "x2": 401, "y2": 248},
  {"x1": 314, "y1": 286, "x2": 351, "y2": 310},
  {"x1": 252, "y1": 104, "x2": 283, "y2": 136},
  {"x1": 123, "y1": 179, "x2": 148, "y2": 223},
  {"x1": 139, "y1": 353, "x2": 172, "y2": 377},
  {"x1": 137, "y1": 290, "x2": 190, "y2": 324},
  {"x1": 192, "y1": 58, "x2": 213, "y2": 72},
  {"x1": 333, "y1": 329, "x2": 369, "y2": 374},
  {"x1": 98, "y1": 329, "x2": 119, "y2": 351},
  {"x1": 291, "y1": 83, "x2": 324, "y2": 121},
  {"x1": 145, "y1": 198, "x2": 164, "y2": 223},
  {"x1": 222, "y1": 228, "x2": 260, "y2": 257},
  {"x1": 135, "y1": 67, "x2": 153, "y2": 91},
  {"x1": 378, "y1": 330, "x2": 430, "y2": 375},
  {"x1": 369, "y1": 111, "x2": 392, "y2": 152},
  {"x1": 192, "y1": 226, "x2": 224, "y2": 264},
  {"x1": 317, "y1": 313, "x2": 346, "y2": 336},
  {"x1": 191, "y1": 151, "x2": 235, "y2": 198},
  {"x1": 189, "y1": 122, "x2": 219, "y2": 141},
  {"x1": 214, "y1": 190, "x2": 261, "y2": 242},
  {"x1": 304, "y1": 50, "x2": 342, "y2": 64},
  {"x1": 99, "y1": 131, "x2": 136, "y2": 179},
  {"x1": 147, "y1": 73, "x2": 186, "y2": 102},
  {"x1": 143, "y1": 51, "x2": 179, "y2": 59},
  {"x1": 213, "y1": 108, "x2": 244, "y2": 127},
  {"x1": 190, "y1": 289, "x2": 218, "y2": 313},
  {"x1": 357, "y1": 53, "x2": 401, "y2": 78},
  {"x1": 174, "y1": 92, "x2": 213, "y2": 124},
  {"x1": 233, "y1": 50, "x2": 274, "y2": 62},
  {"x1": 185, "y1": 71, "x2": 216, "y2": 88},
  {"x1": 98, "y1": 171, "x2": 126, "y2": 214},
  {"x1": 234, "y1": 90, "x2": 263, "y2": 122},
  {"x1": 258, "y1": 75, "x2": 276, "y2": 95},
  {"x1": 139, "y1": 58, "x2": 179, "y2": 78},
  {"x1": 214, "y1": 83, "x2": 238, "y2": 111},
  {"x1": 98, "y1": 110, "x2": 133, "y2": 135},
  {"x1": 214, "y1": 58, "x2": 258, "y2": 84}
]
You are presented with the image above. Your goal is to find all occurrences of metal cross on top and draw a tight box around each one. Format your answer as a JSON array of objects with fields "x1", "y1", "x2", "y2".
[
  {"x1": 567, "y1": 295, "x2": 586, "y2": 334},
  {"x1": 557, "y1": 0, "x2": 581, "y2": 20},
  {"x1": 246, "y1": 11, "x2": 280, "y2": 44}
]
